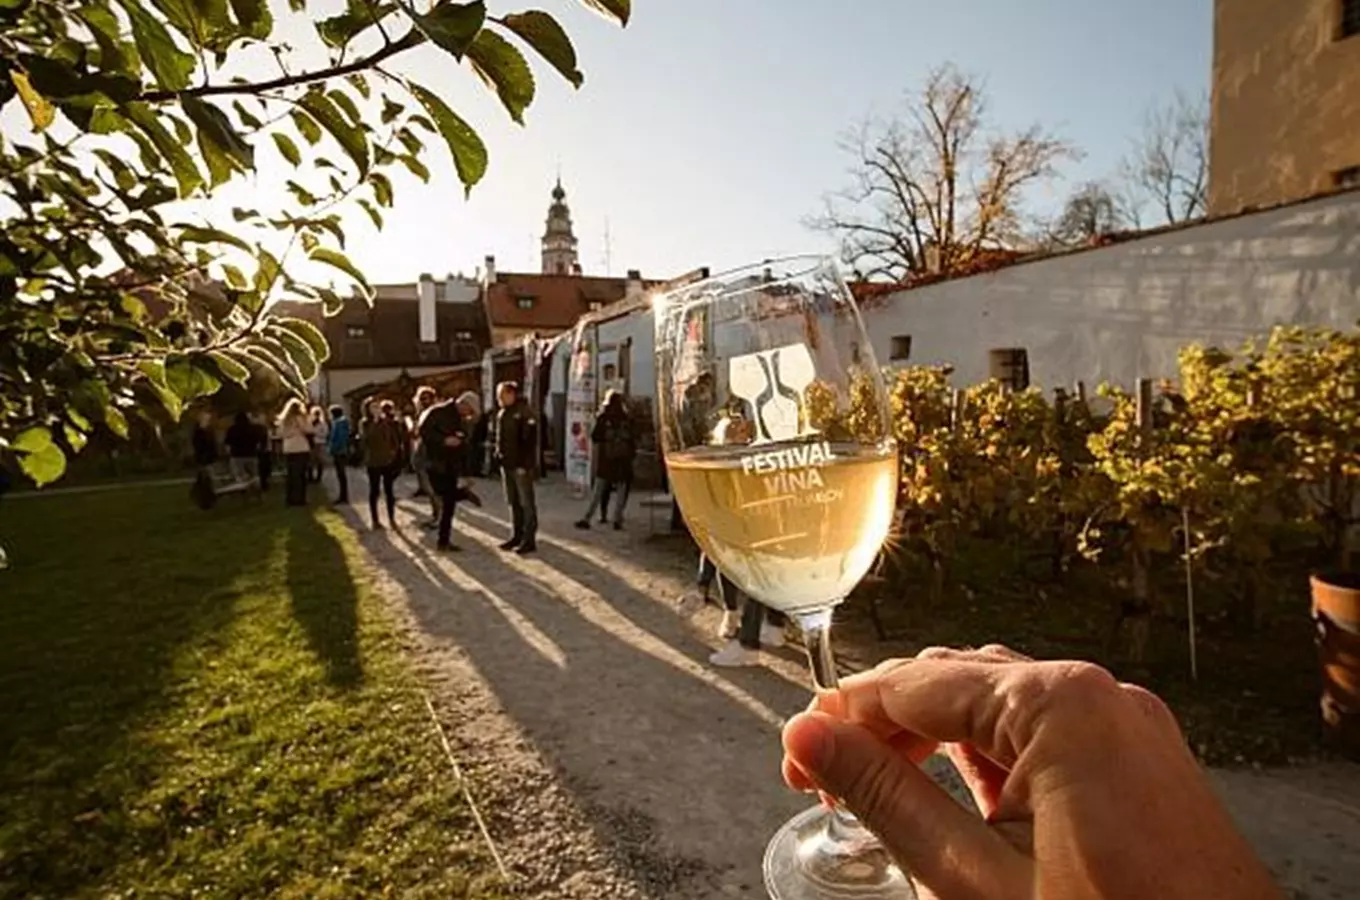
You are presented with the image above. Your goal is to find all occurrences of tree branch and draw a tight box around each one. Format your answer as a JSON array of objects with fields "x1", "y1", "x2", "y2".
[{"x1": 140, "y1": 31, "x2": 424, "y2": 103}]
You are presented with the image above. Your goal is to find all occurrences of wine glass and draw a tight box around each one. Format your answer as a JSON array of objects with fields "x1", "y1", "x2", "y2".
[{"x1": 653, "y1": 256, "x2": 912, "y2": 899}]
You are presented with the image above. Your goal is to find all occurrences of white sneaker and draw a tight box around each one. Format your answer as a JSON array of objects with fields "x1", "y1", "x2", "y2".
[
  {"x1": 675, "y1": 591, "x2": 705, "y2": 620},
  {"x1": 760, "y1": 622, "x2": 787, "y2": 649},
  {"x1": 709, "y1": 640, "x2": 760, "y2": 668},
  {"x1": 718, "y1": 610, "x2": 740, "y2": 639}
]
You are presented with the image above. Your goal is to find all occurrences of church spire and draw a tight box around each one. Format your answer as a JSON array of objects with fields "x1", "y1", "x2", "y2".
[{"x1": 542, "y1": 178, "x2": 578, "y2": 275}]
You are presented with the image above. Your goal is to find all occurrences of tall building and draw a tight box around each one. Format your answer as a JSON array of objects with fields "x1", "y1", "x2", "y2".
[
  {"x1": 480, "y1": 180, "x2": 664, "y2": 346},
  {"x1": 541, "y1": 178, "x2": 580, "y2": 275},
  {"x1": 1209, "y1": 0, "x2": 1360, "y2": 215}
]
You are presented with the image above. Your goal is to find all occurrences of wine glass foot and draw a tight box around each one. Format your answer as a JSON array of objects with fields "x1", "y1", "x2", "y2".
[{"x1": 763, "y1": 806, "x2": 917, "y2": 899}]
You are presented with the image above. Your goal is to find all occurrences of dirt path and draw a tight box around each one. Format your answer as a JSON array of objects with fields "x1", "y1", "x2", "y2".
[{"x1": 337, "y1": 472, "x2": 1360, "y2": 899}]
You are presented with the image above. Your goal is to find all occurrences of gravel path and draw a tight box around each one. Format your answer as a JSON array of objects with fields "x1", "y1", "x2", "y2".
[{"x1": 334, "y1": 471, "x2": 1360, "y2": 900}]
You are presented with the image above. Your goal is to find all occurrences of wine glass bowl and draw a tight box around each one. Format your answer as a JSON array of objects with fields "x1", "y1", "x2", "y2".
[{"x1": 653, "y1": 257, "x2": 913, "y2": 899}]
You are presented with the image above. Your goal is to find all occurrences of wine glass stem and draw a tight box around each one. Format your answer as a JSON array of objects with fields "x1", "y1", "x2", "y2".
[{"x1": 796, "y1": 606, "x2": 874, "y2": 846}]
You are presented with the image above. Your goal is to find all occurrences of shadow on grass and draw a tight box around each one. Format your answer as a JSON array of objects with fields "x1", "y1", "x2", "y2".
[
  {"x1": 286, "y1": 515, "x2": 364, "y2": 689},
  {"x1": 0, "y1": 486, "x2": 282, "y2": 896}
]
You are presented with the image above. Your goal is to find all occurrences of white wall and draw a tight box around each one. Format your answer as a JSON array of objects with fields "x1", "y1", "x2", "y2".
[{"x1": 860, "y1": 190, "x2": 1360, "y2": 389}]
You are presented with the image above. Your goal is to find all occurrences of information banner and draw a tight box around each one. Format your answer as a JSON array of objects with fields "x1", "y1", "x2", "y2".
[{"x1": 564, "y1": 322, "x2": 597, "y2": 494}]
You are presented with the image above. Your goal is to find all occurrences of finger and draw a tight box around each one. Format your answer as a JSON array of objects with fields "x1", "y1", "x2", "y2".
[
  {"x1": 833, "y1": 658, "x2": 1123, "y2": 769},
  {"x1": 943, "y1": 743, "x2": 1008, "y2": 818},
  {"x1": 784, "y1": 712, "x2": 1030, "y2": 898}
]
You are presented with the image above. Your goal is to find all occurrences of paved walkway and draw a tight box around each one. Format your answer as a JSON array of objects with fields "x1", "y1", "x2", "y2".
[{"x1": 333, "y1": 471, "x2": 1360, "y2": 899}]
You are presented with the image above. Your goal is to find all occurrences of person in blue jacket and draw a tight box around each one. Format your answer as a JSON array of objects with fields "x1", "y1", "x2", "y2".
[{"x1": 327, "y1": 405, "x2": 352, "y2": 504}]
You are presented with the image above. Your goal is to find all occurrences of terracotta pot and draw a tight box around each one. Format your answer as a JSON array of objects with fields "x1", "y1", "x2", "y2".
[{"x1": 1311, "y1": 572, "x2": 1360, "y2": 757}]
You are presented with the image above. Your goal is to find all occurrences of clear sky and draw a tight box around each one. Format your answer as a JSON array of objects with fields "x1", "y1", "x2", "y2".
[
  {"x1": 331, "y1": 0, "x2": 1213, "y2": 283},
  {"x1": 6, "y1": 0, "x2": 1214, "y2": 287}
]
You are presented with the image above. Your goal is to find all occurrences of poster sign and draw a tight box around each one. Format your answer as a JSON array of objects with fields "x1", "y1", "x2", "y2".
[{"x1": 564, "y1": 322, "x2": 597, "y2": 494}]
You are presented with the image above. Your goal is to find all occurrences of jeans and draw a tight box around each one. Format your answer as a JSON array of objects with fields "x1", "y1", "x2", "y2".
[
  {"x1": 285, "y1": 453, "x2": 309, "y2": 506},
  {"x1": 332, "y1": 453, "x2": 349, "y2": 501},
  {"x1": 583, "y1": 478, "x2": 631, "y2": 526},
  {"x1": 502, "y1": 467, "x2": 538, "y2": 546},
  {"x1": 368, "y1": 464, "x2": 398, "y2": 525},
  {"x1": 415, "y1": 466, "x2": 439, "y2": 520},
  {"x1": 697, "y1": 555, "x2": 785, "y2": 649},
  {"x1": 430, "y1": 470, "x2": 461, "y2": 549}
]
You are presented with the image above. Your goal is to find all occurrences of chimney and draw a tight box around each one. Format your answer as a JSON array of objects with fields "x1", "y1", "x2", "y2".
[
  {"x1": 483, "y1": 255, "x2": 496, "y2": 286},
  {"x1": 417, "y1": 274, "x2": 436, "y2": 343},
  {"x1": 626, "y1": 268, "x2": 643, "y2": 298}
]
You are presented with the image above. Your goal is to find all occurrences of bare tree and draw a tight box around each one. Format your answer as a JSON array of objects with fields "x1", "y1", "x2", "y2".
[
  {"x1": 810, "y1": 64, "x2": 1079, "y2": 282},
  {"x1": 1046, "y1": 180, "x2": 1134, "y2": 247},
  {"x1": 1121, "y1": 90, "x2": 1209, "y2": 225}
]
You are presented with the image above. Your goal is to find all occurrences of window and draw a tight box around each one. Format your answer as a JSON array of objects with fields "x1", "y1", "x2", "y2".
[
  {"x1": 889, "y1": 335, "x2": 913, "y2": 362},
  {"x1": 555, "y1": 261, "x2": 567, "y2": 274},
  {"x1": 1335, "y1": 165, "x2": 1360, "y2": 190},
  {"x1": 516, "y1": 296, "x2": 534, "y2": 310},
  {"x1": 1342, "y1": 0, "x2": 1360, "y2": 39},
  {"x1": 989, "y1": 348, "x2": 1030, "y2": 391},
  {"x1": 345, "y1": 324, "x2": 367, "y2": 339}
]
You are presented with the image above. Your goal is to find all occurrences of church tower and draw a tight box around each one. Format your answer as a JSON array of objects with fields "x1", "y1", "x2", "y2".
[{"x1": 541, "y1": 178, "x2": 580, "y2": 275}]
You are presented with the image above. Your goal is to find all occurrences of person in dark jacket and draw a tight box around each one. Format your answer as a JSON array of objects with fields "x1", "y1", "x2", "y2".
[
  {"x1": 418, "y1": 390, "x2": 478, "y2": 552},
  {"x1": 575, "y1": 390, "x2": 637, "y2": 530},
  {"x1": 493, "y1": 381, "x2": 538, "y2": 554},
  {"x1": 361, "y1": 399, "x2": 404, "y2": 529},
  {"x1": 192, "y1": 412, "x2": 219, "y2": 468},
  {"x1": 224, "y1": 410, "x2": 263, "y2": 485}
]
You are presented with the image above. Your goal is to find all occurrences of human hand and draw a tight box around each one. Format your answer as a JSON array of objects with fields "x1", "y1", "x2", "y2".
[{"x1": 781, "y1": 646, "x2": 1281, "y2": 900}]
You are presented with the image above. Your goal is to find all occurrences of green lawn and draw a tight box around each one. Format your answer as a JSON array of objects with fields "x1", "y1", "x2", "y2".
[{"x1": 0, "y1": 486, "x2": 508, "y2": 900}]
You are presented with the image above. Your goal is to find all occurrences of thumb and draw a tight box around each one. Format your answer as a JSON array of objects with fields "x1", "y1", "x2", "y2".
[{"x1": 783, "y1": 711, "x2": 1028, "y2": 899}]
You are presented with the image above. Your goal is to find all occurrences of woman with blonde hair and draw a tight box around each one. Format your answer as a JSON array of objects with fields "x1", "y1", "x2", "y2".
[{"x1": 277, "y1": 397, "x2": 314, "y2": 506}]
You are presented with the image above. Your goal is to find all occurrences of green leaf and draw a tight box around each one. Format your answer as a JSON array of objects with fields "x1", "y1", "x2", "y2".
[
  {"x1": 347, "y1": 72, "x2": 370, "y2": 98},
  {"x1": 14, "y1": 427, "x2": 66, "y2": 486},
  {"x1": 578, "y1": 0, "x2": 630, "y2": 26},
  {"x1": 328, "y1": 87, "x2": 361, "y2": 124},
  {"x1": 137, "y1": 359, "x2": 169, "y2": 388},
  {"x1": 64, "y1": 424, "x2": 89, "y2": 453},
  {"x1": 465, "y1": 28, "x2": 535, "y2": 124},
  {"x1": 369, "y1": 171, "x2": 394, "y2": 207},
  {"x1": 408, "y1": 84, "x2": 487, "y2": 195},
  {"x1": 275, "y1": 316, "x2": 330, "y2": 365},
  {"x1": 358, "y1": 198, "x2": 383, "y2": 229},
  {"x1": 104, "y1": 405, "x2": 130, "y2": 439},
  {"x1": 10, "y1": 70, "x2": 55, "y2": 131},
  {"x1": 502, "y1": 11, "x2": 583, "y2": 88},
  {"x1": 255, "y1": 248, "x2": 281, "y2": 296},
  {"x1": 380, "y1": 96, "x2": 404, "y2": 125},
  {"x1": 178, "y1": 224, "x2": 252, "y2": 252},
  {"x1": 94, "y1": 148, "x2": 138, "y2": 192},
  {"x1": 210, "y1": 349, "x2": 252, "y2": 385},
  {"x1": 291, "y1": 109, "x2": 322, "y2": 145},
  {"x1": 398, "y1": 154, "x2": 430, "y2": 182},
  {"x1": 78, "y1": 6, "x2": 137, "y2": 76},
  {"x1": 317, "y1": 2, "x2": 396, "y2": 47},
  {"x1": 272, "y1": 131, "x2": 301, "y2": 165},
  {"x1": 271, "y1": 327, "x2": 320, "y2": 381},
  {"x1": 165, "y1": 355, "x2": 222, "y2": 401},
  {"x1": 318, "y1": 287, "x2": 347, "y2": 315},
  {"x1": 124, "y1": 102, "x2": 204, "y2": 197},
  {"x1": 229, "y1": 0, "x2": 272, "y2": 39},
  {"x1": 396, "y1": 127, "x2": 422, "y2": 155},
  {"x1": 299, "y1": 89, "x2": 369, "y2": 174},
  {"x1": 184, "y1": 97, "x2": 255, "y2": 173},
  {"x1": 116, "y1": 0, "x2": 195, "y2": 91},
  {"x1": 233, "y1": 100, "x2": 264, "y2": 130},
  {"x1": 223, "y1": 264, "x2": 247, "y2": 288},
  {"x1": 310, "y1": 247, "x2": 370, "y2": 293},
  {"x1": 67, "y1": 407, "x2": 92, "y2": 432},
  {"x1": 405, "y1": 0, "x2": 485, "y2": 59}
]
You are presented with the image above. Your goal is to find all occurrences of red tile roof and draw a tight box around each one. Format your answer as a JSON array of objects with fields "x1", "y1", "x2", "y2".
[{"x1": 485, "y1": 272, "x2": 660, "y2": 332}]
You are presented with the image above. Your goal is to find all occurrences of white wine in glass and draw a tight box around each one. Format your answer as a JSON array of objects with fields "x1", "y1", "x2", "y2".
[{"x1": 654, "y1": 257, "x2": 915, "y2": 900}]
